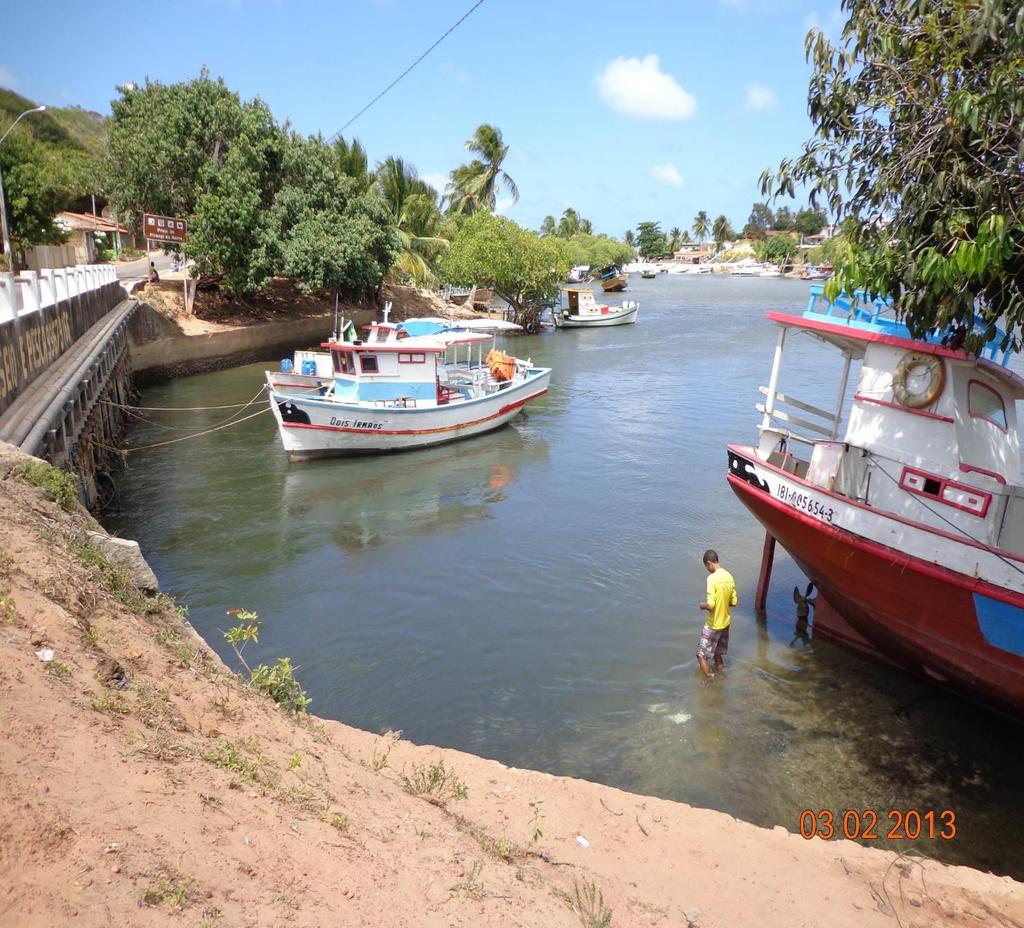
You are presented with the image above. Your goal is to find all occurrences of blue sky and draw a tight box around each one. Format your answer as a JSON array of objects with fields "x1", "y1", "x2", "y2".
[{"x1": 4, "y1": 0, "x2": 844, "y2": 238}]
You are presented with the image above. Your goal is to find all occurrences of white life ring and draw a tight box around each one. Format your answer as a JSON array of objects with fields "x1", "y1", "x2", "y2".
[{"x1": 892, "y1": 351, "x2": 945, "y2": 409}]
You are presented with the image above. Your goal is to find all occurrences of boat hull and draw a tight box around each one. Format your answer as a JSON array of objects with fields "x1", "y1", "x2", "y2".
[
  {"x1": 267, "y1": 369, "x2": 551, "y2": 458},
  {"x1": 600, "y1": 274, "x2": 628, "y2": 292},
  {"x1": 726, "y1": 445, "x2": 1024, "y2": 716},
  {"x1": 553, "y1": 306, "x2": 639, "y2": 328}
]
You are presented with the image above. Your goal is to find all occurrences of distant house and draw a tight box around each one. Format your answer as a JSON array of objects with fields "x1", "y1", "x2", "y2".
[
  {"x1": 802, "y1": 223, "x2": 840, "y2": 245},
  {"x1": 55, "y1": 211, "x2": 129, "y2": 264},
  {"x1": 673, "y1": 243, "x2": 715, "y2": 264}
]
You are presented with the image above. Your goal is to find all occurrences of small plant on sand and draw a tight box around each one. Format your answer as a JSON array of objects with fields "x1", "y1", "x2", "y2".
[
  {"x1": 451, "y1": 861, "x2": 485, "y2": 900},
  {"x1": 71, "y1": 539, "x2": 146, "y2": 613},
  {"x1": 322, "y1": 811, "x2": 349, "y2": 832},
  {"x1": 91, "y1": 689, "x2": 130, "y2": 715},
  {"x1": 0, "y1": 591, "x2": 16, "y2": 623},
  {"x1": 399, "y1": 759, "x2": 468, "y2": 805},
  {"x1": 529, "y1": 800, "x2": 545, "y2": 844},
  {"x1": 19, "y1": 460, "x2": 78, "y2": 509},
  {"x1": 564, "y1": 878, "x2": 612, "y2": 928},
  {"x1": 141, "y1": 873, "x2": 193, "y2": 909},
  {"x1": 201, "y1": 736, "x2": 268, "y2": 783},
  {"x1": 288, "y1": 753, "x2": 302, "y2": 769},
  {"x1": 44, "y1": 659, "x2": 71, "y2": 679},
  {"x1": 223, "y1": 609, "x2": 311, "y2": 714}
]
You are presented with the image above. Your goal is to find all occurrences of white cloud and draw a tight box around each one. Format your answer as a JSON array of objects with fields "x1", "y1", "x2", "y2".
[
  {"x1": 495, "y1": 197, "x2": 516, "y2": 215},
  {"x1": 650, "y1": 163, "x2": 684, "y2": 188},
  {"x1": 0, "y1": 65, "x2": 18, "y2": 90},
  {"x1": 421, "y1": 172, "x2": 448, "y2": 193},
  {"x1": 745, "y1": 83, "x2": 779, "y2": 111},
  {"x1": 802, "y1": 8, "x2": 845, "y2": 38},
  {"x1": 596, "y1": 55, "x2": 696, "y2": 120}
]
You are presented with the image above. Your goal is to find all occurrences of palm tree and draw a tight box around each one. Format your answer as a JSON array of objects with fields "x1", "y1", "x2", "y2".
[
  {"x1": 624, "y1": 230, "x2": 635, "y2": 248},
  {"x1": 376, "y1": 157, "x2": 448, "y2": 285},
  {"x1": 333, "y1": 136, "x2": 374, "y2": 194},
  {"x1": 692, "y1": 211, "x2": 711, "y2": 246},
  {"x1": 669, "y1": 226, "x2": 682, "y2": 252},
  {"x1": 558, "y1": 208, "x2": 580, "y2": 238},
  {"x1": 579, "y1": 218, "x2": 593, "y2": 235},
  {"x1": 712, "y1": 214, "x2": 734, "y2": 248},
  {"x1": 446, "y1": 124, "x2": 519, "y2": 215},
  {"x1": 539, "y1": 215, "x2": 556, "y2": 236}
]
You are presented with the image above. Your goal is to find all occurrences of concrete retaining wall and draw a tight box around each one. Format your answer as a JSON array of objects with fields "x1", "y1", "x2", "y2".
[
  {"x1": 0, "y1": 279, "x2": 128, "y2": 417},
  {"x1": 127, "y1": 304, "x2": 374, "y2": 383}
]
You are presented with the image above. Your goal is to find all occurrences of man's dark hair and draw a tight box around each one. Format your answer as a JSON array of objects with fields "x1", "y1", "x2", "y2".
[{"x1": 702, "y1": 549, "x2": 719, "y2": 565}]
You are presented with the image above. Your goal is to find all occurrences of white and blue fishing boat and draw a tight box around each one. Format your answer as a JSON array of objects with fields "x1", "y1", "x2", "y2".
[{"x1": 265, "y1": 317, "x2": 551, "y2": 459}]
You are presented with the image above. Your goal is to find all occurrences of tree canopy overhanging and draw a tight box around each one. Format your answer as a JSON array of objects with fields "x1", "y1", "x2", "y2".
[{"x1": 762, "y1": 0, "x2": 1024, "y2": 350}]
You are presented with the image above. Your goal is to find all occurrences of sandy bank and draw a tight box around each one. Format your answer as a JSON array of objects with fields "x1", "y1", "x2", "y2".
[{"x1": 0, "y1": 441, "x2": 1020, "y2": 927}]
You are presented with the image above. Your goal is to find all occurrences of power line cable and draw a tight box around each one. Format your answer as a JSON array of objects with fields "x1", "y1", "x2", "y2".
[{"x1": 328, "y1": 0, "x2": 487, "y2": 141}]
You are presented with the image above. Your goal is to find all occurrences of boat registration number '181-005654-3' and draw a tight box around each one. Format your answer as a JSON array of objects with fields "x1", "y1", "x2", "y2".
[{"x1": 776, "y1": 483, "x2": 836, "y2": 524}]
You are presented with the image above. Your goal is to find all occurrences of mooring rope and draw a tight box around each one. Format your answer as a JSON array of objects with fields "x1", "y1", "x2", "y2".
[
  {"x1": 102, "y1": 384, "x2": 268, "y2": 413},
  {"x1": 97, "y1": 405, "x2": 276, "y2": 455}
]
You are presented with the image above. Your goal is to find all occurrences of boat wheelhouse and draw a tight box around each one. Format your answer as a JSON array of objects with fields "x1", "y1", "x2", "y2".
[
  {"x1": 727, "y1": 285, "x2": 1024, "y2": 715},
  {"x1": 553, "y1": 288, "x2": 639, "y2": 329},
  {"x1": 598, "y1": 264, "x2": 628, "y2": 292},
  {"x1": 266, "y1": 320, "x2": 551, "y2": 458}
]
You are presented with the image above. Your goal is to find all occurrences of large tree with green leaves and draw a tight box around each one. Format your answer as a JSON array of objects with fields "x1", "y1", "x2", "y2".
[
  {"x1": 764, "y1": 0, "x2": 1024, "y2": 346},
  {"x1": 636, "y1": 221, "x2": 668, "y2": 259},
  {"x1": 440, "y1": 212, "x2": 569, "y2": 331}
]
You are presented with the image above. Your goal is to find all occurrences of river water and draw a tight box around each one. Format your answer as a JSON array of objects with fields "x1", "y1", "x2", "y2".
[{"x1": 107, "y1": 274, "x2": 1024, "y2": 877}]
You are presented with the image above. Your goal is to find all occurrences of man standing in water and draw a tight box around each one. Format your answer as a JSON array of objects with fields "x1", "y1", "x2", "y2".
[{"x1": 697, "y1": 549, "x2": 737, "y2": 681}]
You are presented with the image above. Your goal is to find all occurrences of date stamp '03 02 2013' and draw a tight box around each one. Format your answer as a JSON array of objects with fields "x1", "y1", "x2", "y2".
[{"x1": 799, "y1": 809, "x2": 957, "y2": 841}]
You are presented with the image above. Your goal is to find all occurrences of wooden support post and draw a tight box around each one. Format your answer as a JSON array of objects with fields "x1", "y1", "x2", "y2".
[{"x1": 755, "y1": 531, "x2": 777, "y2": 613}]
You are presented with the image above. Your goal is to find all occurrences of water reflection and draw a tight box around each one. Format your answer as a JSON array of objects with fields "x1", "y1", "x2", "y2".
[{"x1": 279, "y1": 427, "x2": 549, "y2": 553}]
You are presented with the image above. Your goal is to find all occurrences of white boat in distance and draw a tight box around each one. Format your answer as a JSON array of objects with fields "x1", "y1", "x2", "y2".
[
  {"x1": 265, "y1": 320, "x2": 551, "y2": 459},
  {"x1": 553, "y1": 288, "x2": 639, "y2": 328}
]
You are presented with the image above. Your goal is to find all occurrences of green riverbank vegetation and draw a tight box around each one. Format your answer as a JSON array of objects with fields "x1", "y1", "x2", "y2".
[
  {"x1": 2, "y1": 71, "x2": 632, "y2": 328},
  {"x1": 763, "y1": 0, "x2": 1024, "y2": 349}
]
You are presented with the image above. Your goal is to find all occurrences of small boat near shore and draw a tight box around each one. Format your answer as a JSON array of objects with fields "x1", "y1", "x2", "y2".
[
  {"x1": 553, "y1": 288, "x2": 639, "y2": 328},
  {"x1": 266, "y1": 319, "x2": 551, "y2": 458},
  {"x1": 568, "y1": 265, "x2": 592, "y2": 284},
  {"x1": 727, "y1": 285, "x2": 1024, "y2": 716},
  {"x1": 599, "y1": 264, "x2": 628, "y2": 292},
  {"x1": 639, "y1": 268, "x2": 658, "y2": 279}
]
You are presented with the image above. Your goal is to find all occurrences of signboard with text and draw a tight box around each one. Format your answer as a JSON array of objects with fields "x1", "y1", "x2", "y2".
[{"x1": 143, "y1": 212, "x2": 188, "y2": 244}]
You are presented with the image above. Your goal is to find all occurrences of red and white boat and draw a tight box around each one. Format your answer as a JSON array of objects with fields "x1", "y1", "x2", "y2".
[{"x1": 727, "y1": 286, "x2": 1024, "y2": 716}]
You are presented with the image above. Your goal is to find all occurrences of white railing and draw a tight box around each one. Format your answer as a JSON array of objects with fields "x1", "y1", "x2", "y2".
[{"x1": 0, "y1": 264, "x2": 119, "y2": 323}]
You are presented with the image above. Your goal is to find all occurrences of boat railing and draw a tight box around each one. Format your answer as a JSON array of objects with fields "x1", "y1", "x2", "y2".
[
  {"x1": 806, "y1": 285, "x2": 1012, "y2": 366},
  {"x1": 756, "y1": 387, "x2": 840, "y2": 444}
]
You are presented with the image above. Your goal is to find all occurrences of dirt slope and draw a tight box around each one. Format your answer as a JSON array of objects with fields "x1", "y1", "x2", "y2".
[{"x1": 0, "y1": 442, "x2": 1021, "y2": 927}]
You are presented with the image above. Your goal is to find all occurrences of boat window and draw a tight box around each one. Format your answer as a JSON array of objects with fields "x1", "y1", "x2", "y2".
[
  {"x1": 373, "y1": 328, "x2": 389, "y2": 343},
  {"x1": 968, "y1": 380, "x2": 1007, "y2": 430},
  {"x1": 333, "y1": 350, "x2": 353, "y2": 374},
  {"x1": 359, "y1": 354, "x2": 379, "y2": 374},
  {"x1": 398, "y1": 352, "x2": 426, "y2": 364}
]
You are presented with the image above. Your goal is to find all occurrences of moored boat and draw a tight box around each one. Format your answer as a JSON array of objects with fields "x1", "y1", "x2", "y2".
[
  {"x1": 599, "y1": 264, "x2": 628, "y2": 292},
  {"x1": 726, "y1": 285, "x2": 1024, "y2": 716},
  {"x1": 266, "y1": 319, "x2": 551, "y2": 459},
  {"x1": 553, "y1": 288, "x2": 639, "y2": 328},
  {"x1": 568, "y1": 265, "x2": 592, "y2": 284},
  {"x1": 639, "y1": 268, "x2": 658, "y2": 279}
]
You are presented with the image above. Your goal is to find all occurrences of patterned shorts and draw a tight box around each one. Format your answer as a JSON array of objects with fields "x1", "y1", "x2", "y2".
[{"x1": 696, "y1": 625, "x2": 729, "y2": 661}]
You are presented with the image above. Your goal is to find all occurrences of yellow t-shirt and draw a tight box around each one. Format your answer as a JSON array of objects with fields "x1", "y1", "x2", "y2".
[{"x1": 705, "y1": 567, "x2": 738, "y2": 630}]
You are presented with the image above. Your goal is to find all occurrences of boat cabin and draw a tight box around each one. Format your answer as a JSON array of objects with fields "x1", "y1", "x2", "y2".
[
  {"x1": 321, "y1": 321, "x2": 497, "y2": 407},
  {"x1": 561, "y1": 289, "x2": 608, "y2": 316},
  {"x1": 753, "y1": 286, "x2": 1024, "y2": 551}
]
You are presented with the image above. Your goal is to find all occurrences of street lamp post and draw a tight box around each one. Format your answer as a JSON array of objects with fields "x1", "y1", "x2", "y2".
[{"x1": 0, "y1": 104, "x2": 46, "y2": 273}]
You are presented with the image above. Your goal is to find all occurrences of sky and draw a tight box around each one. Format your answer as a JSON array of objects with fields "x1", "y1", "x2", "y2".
[{"x1": 3, "y1": 0, "x2": 845, "y2": 238}]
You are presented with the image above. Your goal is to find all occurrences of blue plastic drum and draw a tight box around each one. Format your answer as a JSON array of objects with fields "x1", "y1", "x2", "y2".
[
  {"x1": 280, "y1": 358, "x2": 294, "y2": 373},
  {"x1": 301, "y1": 359, "x2": 317, "y2": 376}
]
